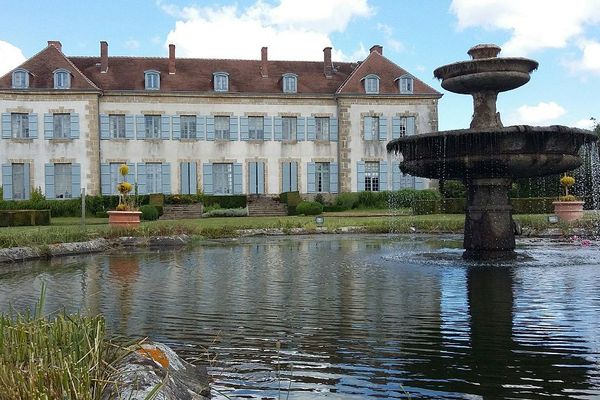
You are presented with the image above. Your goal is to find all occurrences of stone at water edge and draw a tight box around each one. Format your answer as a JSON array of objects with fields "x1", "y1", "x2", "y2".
[{"x1": 101, "y1": 341, "x2": 210, "y2": 400}]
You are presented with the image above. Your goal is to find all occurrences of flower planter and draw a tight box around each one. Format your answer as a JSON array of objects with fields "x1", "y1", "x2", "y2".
[
  {"x1": 552, "y1": 201, "x2": 584, "y2": 222},
  {"x1": 108, "y1": 210, "x2": 142, "y2": 228}
]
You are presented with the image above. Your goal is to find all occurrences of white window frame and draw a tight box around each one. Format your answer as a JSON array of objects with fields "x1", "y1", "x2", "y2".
[
  {"x1": 315, "y1": 162, "x2": 330, "y2": 193},
  {"x1": 145, "y1": 163, "x2": 162, "y2": 194},
  {"x1": 249, "y1": 116, "x2": 264, "y2": 140},
  {"x1": 282, "y1": 73, "x2": 297, "y2": 93},
  {"x1": 364, "y1": 74, "x2": 380, "y2": 94},
  {"x1": 399, "y1": 75, "x2": 413, "y2": 94},
  {"x1": 368, "y1": 116, "x2": 380, "y2": 140},
  {"x1": 214, "y1": 116, "x2": 230, "y2": 140},
  {"x1": 213, "y1": 163, "x2": 234, "y2": 195},
  {"x1": 11, "y1": 163, "x2": 26, "y2": 200},
  {"x1": 11, "y1": 113, "x2": 29, "y2": 138},
  {"x1": 53, "y1": 113, "x2": 71, "y2": 139},
  {"x1": 109, "y1": 163, "x2": 121, "y2": 195},
  {"x1": 282, "y1": 117, "x2": 297, "y2": 141},
  {"x1": 365, "y1": 161, "x2": 380, "y2": 192},
  {"x1": 144, "y1": 115, "x2": 161, "y2": 139},
  {"x1": 213, "y1": 72, "x2": 229, "y2": 92},
  {"x1": 144, "y1": 70, "x2": 160, "y2": 90},
  {"x1": 53, "y1": 69, "x2": 71, "y2": 89},
  {"x1": 109, "y1": 114, "x2": 126, "y2": 139},
  {"x1": 55, "y1": 163, "x2": 72, "y2": 199},
  {"x1": 315, "y1": 117, "x2": 330, "y2": 141},
  {"x1": 180, "y1": 115, "x2": 197, "y2": 139},
  {"x1": 12, "y1": 69, "x2": 29, "y2": 89}
]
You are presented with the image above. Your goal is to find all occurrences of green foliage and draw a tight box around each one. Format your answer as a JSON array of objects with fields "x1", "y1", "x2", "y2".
[
  {"x1": 335, "y1": 192, "x2": 360, "y2": 210},
  {"x1": 412, "y1": 200, "x2": 441, "y2": 215},
  {"x1": 200, "y1": 195, "x2": 247, "y2": 209},
  {"x1": 164, "y1": 194, "x2": 198, "y2": 204},
  {"x1": 30, "y1": 187, "x2": 45, "y2": 202},
  {"x1": 441, "y1": 198, "x2": 466, "y2": 214},
  {"x1": 440, "y1": 180, "x2": 466, "y2": 198},
  {"x1": 296, "y1": 201, "x2": 323, "y2": 215},
  {"x1": 314, "y1": 193, "x2": 325, "y2": 205},
  {"x1": 149, "y1": 193, "x2": 165, "y2": 205},
  {"x1": 0, "y1": 210, "x2": 51, "y2": 227},
  {"x1": 154, "y1": 205, "x2": 164, "y2": 216},
  {"x1": 139, "y1": 205, "x2": 159, "y2": 221},
  {"x1": 203, "y1": 203, "x2": 222, "y2": 213},
  {"x1": 511, "y1": 197, "x2": 555, "y2": 214},
  {"x1": 279, "y1": 191, "x2": 301, "y2": 206},
  {"x1": 202, "y1": 208, "x2": 248, "y2": 218}
]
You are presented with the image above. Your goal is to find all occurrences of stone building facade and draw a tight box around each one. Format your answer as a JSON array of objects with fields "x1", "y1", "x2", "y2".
[{"x1": 0, "y1": 41, "x2": 440, "y2": 199}]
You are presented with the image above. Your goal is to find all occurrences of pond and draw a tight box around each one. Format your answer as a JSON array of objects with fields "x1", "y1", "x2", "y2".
[{"x1": 1, "y1": 234, "x2": 600, "y2": 399}]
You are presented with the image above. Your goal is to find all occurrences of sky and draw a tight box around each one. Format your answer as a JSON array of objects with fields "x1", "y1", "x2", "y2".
[{"x1": 0, "y1": 0, "x2": 599, "y2": 131}]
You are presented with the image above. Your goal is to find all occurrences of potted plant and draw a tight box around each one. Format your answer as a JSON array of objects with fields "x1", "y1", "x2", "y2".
[
  {"x1": 552, "y1": 175, "x2": 585, "y2": 222},
  {"x1": 107, "y1": 164, "x2": 142, "y2": 227}
]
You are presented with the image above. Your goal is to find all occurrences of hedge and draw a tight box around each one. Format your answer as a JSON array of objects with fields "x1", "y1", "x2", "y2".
[
  {"x1": 139, "y1": 205, "x2": 159, "y2": 221},
  {"x1": 511, "y1": 197, "x2": 555, "y2": 214},
  {"x1": 0, "y1": 210, "x2": 51, "y2": 227},
  {"x1": 412, "y1": 200, "x2": 440, "y2": 215},
  {"x1": 280, "y1": 191, "x2": 301, "y2": 215},
  {"x1": 441, "y1": 198, "x2": 466, "y2": 214},
  {"x1": 199, "y1": 195, "x2": 247, "y2": 209},
  {"x1": 296, "y1": 201, "x2": 323, "y2": 216}
]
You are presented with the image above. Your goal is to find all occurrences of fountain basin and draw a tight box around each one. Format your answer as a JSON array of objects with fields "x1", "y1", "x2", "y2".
[{"x1": 386, "y1": 125, "x2": 597, "y2": 180}]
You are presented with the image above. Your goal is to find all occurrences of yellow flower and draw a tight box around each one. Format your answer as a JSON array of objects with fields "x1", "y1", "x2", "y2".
[
  {"x1": 560, "y1": 175, "x2": 575, "y2": 187},
  {"x1": 119, "y1": 164, "x2": 129, "y2": 177},
  {"x1": 117, "y1": 182, "x2": 132, "y2": 194}
]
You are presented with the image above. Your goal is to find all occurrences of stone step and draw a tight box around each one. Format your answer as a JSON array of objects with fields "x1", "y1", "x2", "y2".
[{"x1": 160, "y1": 204, "x2": 203, "y2": 220}]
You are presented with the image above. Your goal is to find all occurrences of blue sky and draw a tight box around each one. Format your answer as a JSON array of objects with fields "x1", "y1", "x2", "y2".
[{"x1": 1, "y1": 0, "x2": 598, "y2": 131}]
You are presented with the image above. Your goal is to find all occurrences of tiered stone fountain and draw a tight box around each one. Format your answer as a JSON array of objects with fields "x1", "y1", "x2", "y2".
[{"x1": 387, "y1": 44, "x2": 597, "y2": 260}]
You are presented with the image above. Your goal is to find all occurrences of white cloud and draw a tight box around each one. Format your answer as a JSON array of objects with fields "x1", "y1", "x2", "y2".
[
  {"x1": 0, "y1": 40, "x2": 26, "y2": 76},
  {"x1": 567, "y1": 39, "x2": 600, "y2": 74},
  {"x1": 512, "y1": 101, "x2": 566, "y2": 124},
  {"x1": 161, "y1": 0, "x2": 373, "y2": 61},
  {"x1": 124, "y1": 39, "x2": 141, "y2": 50},
  {"x1": 573, "y1": 118, "x2": 597, "y2": 129},
  {"x1": 450, "y1": 0, "x2": 600, "y2": 56},
  {"x1": 376, "y1": 23, "x2": 404, "y2": 53}
]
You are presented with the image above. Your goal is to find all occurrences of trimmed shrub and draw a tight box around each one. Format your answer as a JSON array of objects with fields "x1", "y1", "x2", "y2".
[
  {"x1": 149, "y1": 193, "x2": 165, "y2": 205},
  {"x1": 0, "y1": 210, "x2": 51, "y2": 227},
  {"x1": 511, "y1": 197, "x2": 555, "y2": 214},
  {"x1": 413, "y1": 200, "x2": 440, "y2": 215},
  {"x1": 154, "y1": 205, "x2": 164, "y2": 216},
  {"x1": 335, "y1": 192, "x2": 359, "y2": 210},
  {"x1": 200, "y1": 195, "x2": 247, "y2": 209},
  {"x1": 95, "y1": 211, "x2": 109, "y2": 218},
  {"x1": 164, "y1": 194, "x2": 198, "y2": 204},
  {"x1": 280, "y1": 191, "x2": 301, "y2": 207},
  {"x1": 440, "y1": 180, "x2": 466, "y2": 198},
  {"x1": 202, "y1": 208, "x2": 248, "y2": 218},
  {"x1": 139, "y1": 205, "x2": 159, "y2": 221},
  {"x1": 441, "y1": 198, "x2": 466, "y2": 214},
  {"x1": 296, "y1": 201, "x2": 323, "y2": 216}
]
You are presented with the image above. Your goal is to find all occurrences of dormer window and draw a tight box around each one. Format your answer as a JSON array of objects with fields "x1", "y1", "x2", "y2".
[
  {"x1": 398, "y1": 75, "x2": 413, "y2": 94},
  {"x1": 213, "y1": 72, "x2": 229, "y2": 92},
  {"x1": 363, "y1": 74, "x2": 379, "y2": 94},
  {"x1": 282, "y1": 73, "x2": 297, "y2": 93},
  {"x1": 12, "y1": 69, "x2": 29, "y2": 89},
  {"x1": 53, "y1": 69, "x2": 71, "y2": 89},
  {"x1": 144, "y1": 70, "x2": 160, "y2": 90}
]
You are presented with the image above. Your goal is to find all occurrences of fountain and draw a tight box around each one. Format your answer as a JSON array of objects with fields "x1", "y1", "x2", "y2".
[{"x1": 387, "y1": 44, "x2": 598, "y2": 260}]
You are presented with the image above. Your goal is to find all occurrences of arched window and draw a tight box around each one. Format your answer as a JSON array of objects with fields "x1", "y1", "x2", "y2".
[
  {"x1": 53, "y1": 69, "x2": 71, "y2": 89},
  {"x1": 363, "y1": 74, "x2": 379, "y2": 94},
  {"x1": 282, "y1": 73, "x2": 297, "y2": 93},
  {"x1": 213, "y1": 72, "x2": 229, "y2": 92},
  {"x1": 12, "y1": 69, "x2": 29, "y2": 89},
  {"x1": 398, "y1": 75, "x2": 413, "y2": 94},
  {"x1": 144, "y1": 70, "x2": 160, "y2": 90}
]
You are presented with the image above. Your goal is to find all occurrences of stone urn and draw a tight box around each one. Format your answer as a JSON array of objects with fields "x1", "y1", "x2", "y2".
[
  {"x1": 552, "y1": 200, "x2": 585, "y2": 222},
  {"x1": 108, "y1": 210, "x2": 142, "y2": 227}
]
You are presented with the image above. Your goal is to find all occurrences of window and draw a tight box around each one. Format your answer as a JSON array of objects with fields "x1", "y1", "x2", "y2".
[
  {"x1": 282, "y1": 74, "x2": 297, "y2": 93},
  {"x1": 365, "y1": 162, "x2": 380, "y2": 192},
  {"x1": 213, "y1": 163, "x2": 233, "y2": 195},
  {"x1": 315, "y1": 117, "x2": 330, "y2": 141},
  {"x1": 315, "y1": 162, "x2": 330, "y2": 193},
  {"x1": 248, "y1": 116, "x2": 264, "y2": 140},
  {"x1": 399, "y1": 116, "x2": 415, "y2": 137},
  {"x1": 53, "y1": 69, "x2": 71, "y2": 89},
  {"x1": 12, "y1": 69, "x2": 29, "y2": 89},
  {"x1": 145, "y1": 70, "x2": 160, "y2": 90},
  {"x1": 145, "y1": 115, "x2": 161, "y2": 139},
  {"x1": 281, "y1": 161, "x2": 298, "y2": 192},
  {"x1": 282, "y1": 117, "x2": 297, "y2": 141},
  {"x1": 109, "y1": 163, "x2": 122, "y2": 194},
  {"x1": 364, "y1": 74, "x2": 379, "y2": 94},
  {"x1": 55, "y1": 163, "x2": 72, "y2": 199},
  {"x1": 53, "y1": 114, "x2": 71, "y2": 139},
  {"x1": 11, "y1": 164, "x2": 26, "y2": 200},
  {"x1": 109, "y1": 115, "x2": 125, "y2": 139},
  {"x1": 180, "y1": 115, "x2": 197, "y2": 139},
  {"x1": 214, "y1": 72, "x2": 229, "y2": 92},
  {"x1": 365, "y1": 116, "x2": 380, "y2": 140},
  {"x1": 215, "y1": 116, "x2": 230, "y2": 140},
  {"x1": 145, "y1": 163, "x2": 162, "y2": 194},
  {"x1": 11, "y1": 113, "x2": 29, "y2": 138},
  {"x1": 399, "y1": 75, "x2": 413, "y2": 94}
]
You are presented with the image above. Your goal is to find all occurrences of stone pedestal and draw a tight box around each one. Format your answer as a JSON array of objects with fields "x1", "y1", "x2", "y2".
[{"x1": 463, "y1": 178, "x2": 515, "y2": 260}]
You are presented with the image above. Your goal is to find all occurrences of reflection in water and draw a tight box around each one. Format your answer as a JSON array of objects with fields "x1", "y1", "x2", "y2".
[{"x1": 0, "y1": 235, "x2": 599, "y2": 399}]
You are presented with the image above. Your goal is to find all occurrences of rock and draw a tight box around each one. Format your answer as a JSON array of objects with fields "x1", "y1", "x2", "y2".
[
  {"x1": 101, "y1": 342, "x2": 210, "y2": 400},
  {"x1": 48, "y1": 238, "x2": 110, "y2": 257},
  {"x1": 148, "y1": 235, "x2": 191, "y2": 247}
]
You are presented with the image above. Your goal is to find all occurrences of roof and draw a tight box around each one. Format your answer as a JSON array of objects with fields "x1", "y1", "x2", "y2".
[{"x1": 0, "y1": 43, "x2": 441, "y2": 97}]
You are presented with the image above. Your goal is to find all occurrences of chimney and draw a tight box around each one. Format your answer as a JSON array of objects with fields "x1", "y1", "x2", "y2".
[
  {"x1": 100, "y1": 41, "x2": 109, "y2": 73},
  {"x1": 260, "y1": 47, "x2": 268, "y2": 78},
  {"x1": 323, "y1": 47, "x2": 333, "y2": 77},
  {"x1": 48, "y1": 41, "x2": 62, "y2": 52},
  {"x1": 369, "y1": 45, "x2": 383, "y2": 55},
  {"x1": 169, "y1": 44, "x2": 176, "y2": 74}
]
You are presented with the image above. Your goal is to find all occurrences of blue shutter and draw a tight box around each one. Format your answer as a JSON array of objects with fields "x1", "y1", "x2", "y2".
[
  {"x1": 282, "y1": 162, "x2": 290, "y2": 192},
  {"x1": 392, "y1": 117, "x2": 401, "y2": 139},
  {"x1": 197, "y1": 116, "x2": 205, "y2": 140},
  {"x1": 2, "y1": 164, "x2": 12, "y2": 199},
  {"x1": 136, "y1": 163, "x2": 147, "y2": 194},
  {"x1": 45, "y1": 163, "x2": 55, "y2": 198},
  {"x1": 330, "y1": 162, "x2": 339, "y2": 193},
  {"x1": 172, "y1": 115, "x2": 181, "y2": 140},
  {"x1": 23, "y1": 163, "x2": 30, "y2": 199},
  {"x1": 126, "y1": 163, "x2": 135, "y2": 185},
  {"x1": 357, "y1": 161, "x2": 365, "y2": 192},
  {"x1": 364, "y1": 117, "x2": 372, "y2": 140},
  {"x1": 29, "y1": 114, "x2": 38, "y2": 139},
  {"x1": 274, "y1": 117, "x2": 282, "y2": 141},
  {"x1": 100, "y1": 114, "x2": 109, "y2": 140},
  {"x1": 229, "y1": 116, "x2": 238, "y2": 141},
  {"x1": 379, "y1": 117, "x2": 387, "y2": 141},
  {"x1": 392, "y1": 161, "x2": 401, "y2": 190},
  {"x1": 1, "y1": 113, "x2": 10, "y2": 139},
  {"x1": 206, "y1": 116, "x2": 214, "y2": 141},
  {"x1": 407, "y1": 116, "x2": 415, "y2": 136},
  {"x1": 161, "y1": 115, "x2": 170, "y2": 140},
  {"x1": 248, "y1": 162, "x2": 257, "y2": 194},
  {"x1": 161, "y1": 163, "x2": 171, "y2": 194},
  {"x1": 71, "y1": 163, "x2": 81, "y2": 198},
  {"x1": 44, "y1": 114, "x2": 53, "y2": 139},
  {"x1": 307, "y1": 117, "x2": 316, "y2": 141},
  {"x1": 70, "y1": 114, "x2": 80, "y2": 139},
  {"x1": 264, "y1": 117, "x2": 272, "y2": 141},
  {"x1": 379, "y1": 161, "x2": 388, "y2": 191},
  {"x1": 297, "y1": 118, "x2": 305, "y2": 141},
  {"x1": 190, "y1": 162, "x2": 197, "y2": 194},
  {"x1": 203, "y1": 163, "x2": 213, "y2": 194},
  {"x1": 233, "y1": 163, "x2": 243, "y2": 194},
  {"x1": 290, "y1": 161, "x2": 298, "y2": 191},
  {"x1": 125, "y1": 116, "x2": 134, "y2": 139},
  {"x1": 240, "y1": 117, "x2": 249, "y2": 140},
  {"x1": 258, "y1": 162, "x2": 265, "y2": 194},
  {"x1": 180, "y1": 162, "x2": 189, "y2": 194},
  {"x1": 101, "y1": 163, "x2": 111, "y2": 195},
  {"x1": 136, "y1": 115, "x2": 145, "y2": 139},
  {"x1": 330, "y1": 117, "x2": 338, "y2": 142},
  {"x1": 307, "y1": 162, "x2": 316, "y2": 193}
]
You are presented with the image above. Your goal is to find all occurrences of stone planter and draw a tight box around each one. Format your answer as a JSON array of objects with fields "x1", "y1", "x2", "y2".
[
  {"x1": 108, "y1": 210, "x2": 142, "y2": 228},
  {"x1": 552, "y1": 201, "x2": 584, "y2": 222}
]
